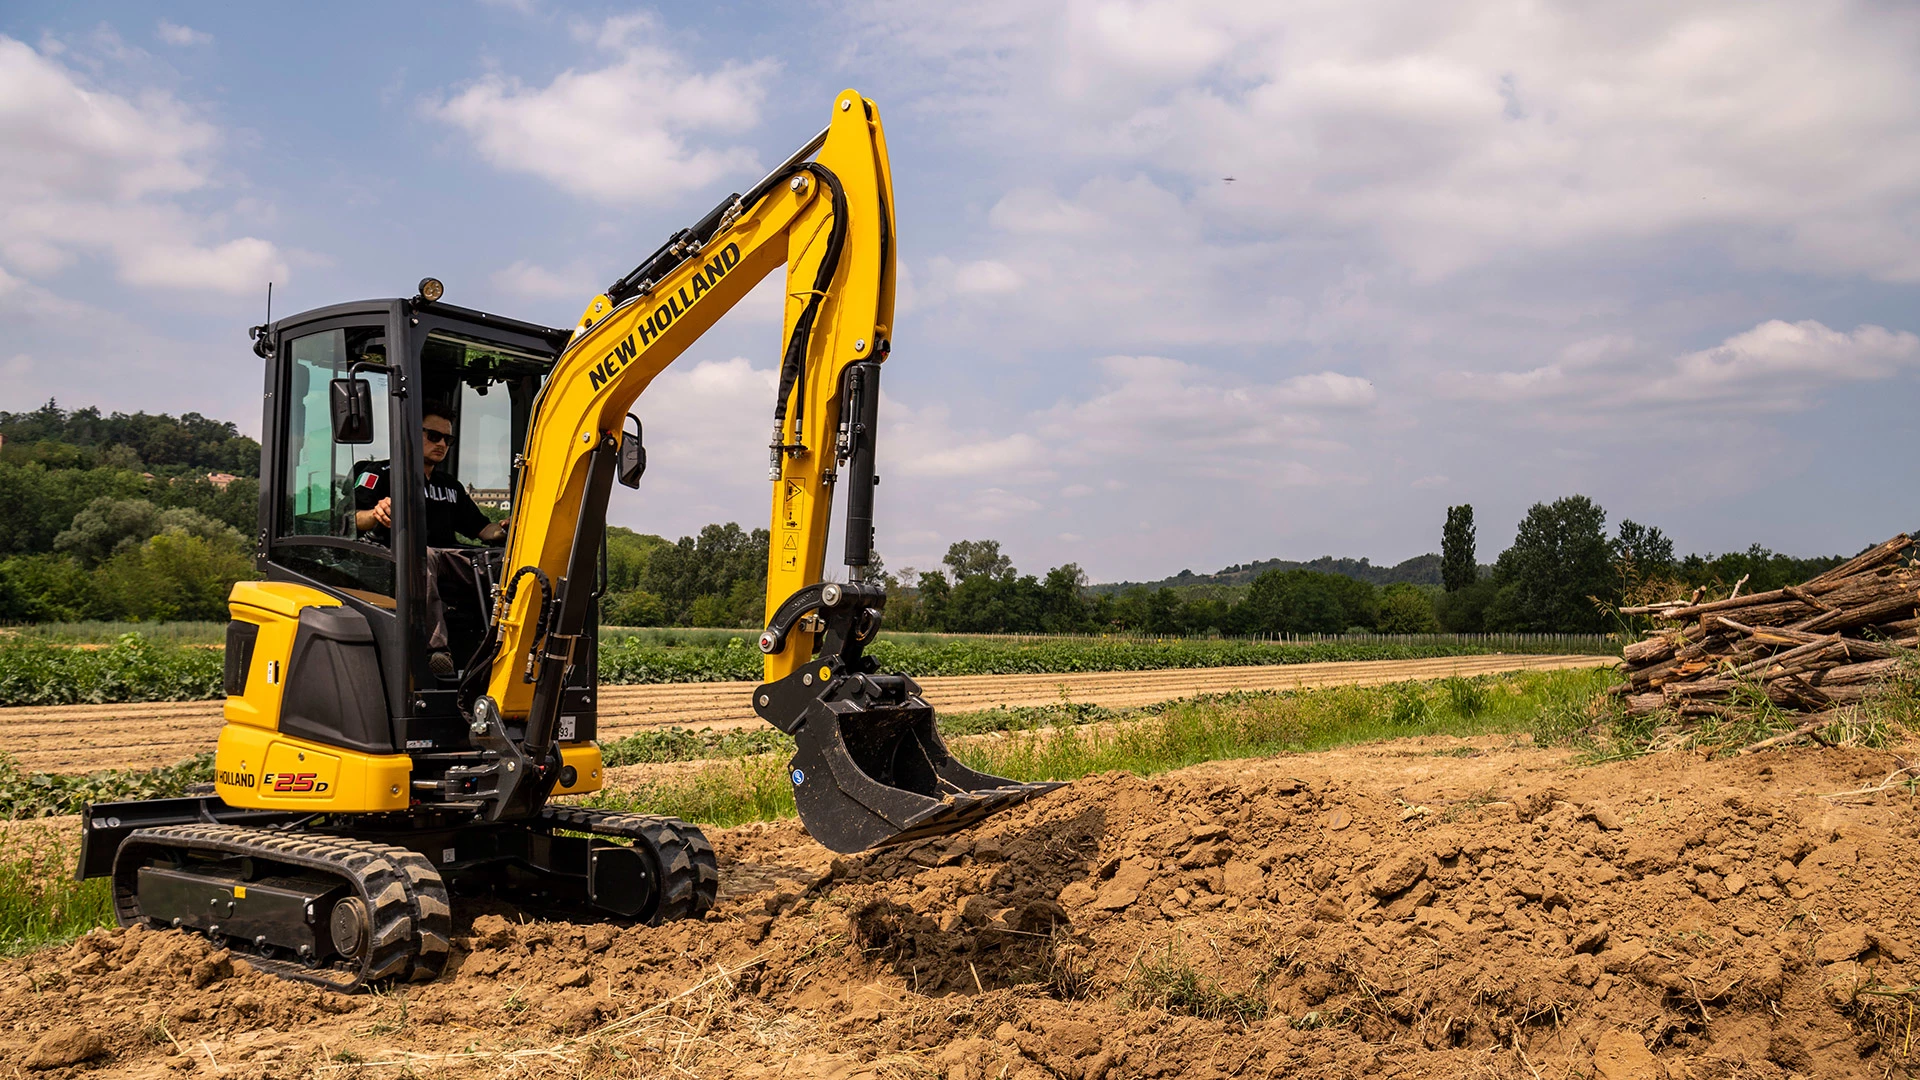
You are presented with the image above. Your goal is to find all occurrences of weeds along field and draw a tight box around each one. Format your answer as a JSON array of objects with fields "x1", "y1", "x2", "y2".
[{"x1": 0, "y1": 626, "x2": 1616, "y2": 707}]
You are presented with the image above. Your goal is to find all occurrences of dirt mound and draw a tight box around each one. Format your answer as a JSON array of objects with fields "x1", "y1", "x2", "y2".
[{"x1": 3, "y1": 735, "x2": 1916, "y2": 1077}]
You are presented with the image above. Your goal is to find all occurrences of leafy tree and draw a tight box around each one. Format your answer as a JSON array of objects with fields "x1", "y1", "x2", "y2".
[
  {"x1": 942, "y1": 539, "x2": 1015, "y2": 583},
  {"x1": 0, "y1": 555, "x2": 98, "y2": 622},
  {"x1": 1377, "y1": 584, "x2": 1442, "y2": 633},
  {"x1": 603, "y1": 589, "x2": 667, "y2": 627},
  {"x1": 1037, "y1": 564, "x2": 1092, "y2": 634},
  {"x1": 1240, "y1": 570, "x2": 1377, "y2": 634},
  {"x1": 1442, "y1": 505, "x2": 1477, "y2": 592},
  {"x1": 640, "y1": 522, "x2": 769, "y2": 624},
  {"x1": 1675, "y1": 544, "x2": 1842, "y2": 595},
  {"x1": 0, "y1": 462, "x2": 148, "y2": 556},
  {"x1": 913, "y1": 571, "x2": 952, "y2": 629},
  {"x1": 92, "y1": 529, "x2": 253, "y2": 621},
  {"x1": 606, "y1": 527, "x2": 671, "y2": 593},
  {"x1": 0, "y1": 400, "x2": 261, "y2": 476},
  {"x1": 1435, "y1": 578, "x2": 1498, "y2": 632},
  {"x1": 1612, "y1": 519, "x2": 1673, "y2": 575},
  {"x1": 1485, "y1": 495, "x2": 1615, "y2": 632},
  {"x1": 55, "y1": 498, "x2": 235, "y2": 567}
]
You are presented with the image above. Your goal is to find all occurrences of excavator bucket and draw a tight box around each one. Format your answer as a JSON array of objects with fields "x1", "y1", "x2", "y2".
[{"x1": 784, "y1": 674, "x2": 1065, "y2": 853}]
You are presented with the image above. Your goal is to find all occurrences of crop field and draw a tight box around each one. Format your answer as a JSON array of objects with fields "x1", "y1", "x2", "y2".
[
  {"x1": 1, "y1": 653, "x2": 1609, "y2": 773},
  {"x1": 0, "y1": 627, "x2": 1614, "y2": 707}
]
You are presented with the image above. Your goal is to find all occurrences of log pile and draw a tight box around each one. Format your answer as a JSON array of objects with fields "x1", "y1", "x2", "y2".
[{"x1": 1611, "y1": 533, "x2": 1919, "y2": 718}]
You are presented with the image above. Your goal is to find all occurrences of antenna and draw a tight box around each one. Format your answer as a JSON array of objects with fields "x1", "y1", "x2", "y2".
[{"x1": 248, "y1": 282, "x2": 277, "y2": 359}]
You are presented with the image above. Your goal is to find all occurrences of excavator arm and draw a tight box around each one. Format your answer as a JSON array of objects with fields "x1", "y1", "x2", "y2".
[{"x1": 464, "y1": 91, "x2": 1060, "y2": 849}]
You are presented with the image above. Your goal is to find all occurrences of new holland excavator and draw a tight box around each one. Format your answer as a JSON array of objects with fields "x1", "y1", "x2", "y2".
[{"x1": 76, "y1": 91, "x2": 1061, "y2": 990}]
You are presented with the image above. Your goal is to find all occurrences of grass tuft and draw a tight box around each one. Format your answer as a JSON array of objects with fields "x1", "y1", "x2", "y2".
[
  {"x1": 1126, "y1": 941, "x2": 1269, "y2": 1024},
  {"x1": 0, "y1": 823, "x2": 113, "y2": 954}
]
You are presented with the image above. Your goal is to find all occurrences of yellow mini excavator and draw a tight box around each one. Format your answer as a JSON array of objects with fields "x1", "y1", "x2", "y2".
[{"x1": 77, "y1": 92, "x2": 1061, "y2": 990}]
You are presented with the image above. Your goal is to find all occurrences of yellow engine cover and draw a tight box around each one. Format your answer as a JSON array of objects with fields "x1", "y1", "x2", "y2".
[
  {"x1": 217, "y1": 581, "x2": 411, "y2": 812},
  {"x1": 215, "y1": 723, "x2": 411, "y2": 811}
]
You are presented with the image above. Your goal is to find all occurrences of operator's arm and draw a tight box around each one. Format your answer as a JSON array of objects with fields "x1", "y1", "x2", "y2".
[
  {"x1": 452, "y1": 484, "x2": 506, "y2": 544},
  {"x1": 351, "y1": 463, "x2": 392, "y2": 538}
]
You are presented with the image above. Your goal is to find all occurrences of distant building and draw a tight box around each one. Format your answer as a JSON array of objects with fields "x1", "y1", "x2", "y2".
[
  {"x1": 206, "y1": 472, "x2": 239, "y2": 491},
  {"x1": 469, "y1": 487, "x2": 511, "y2": 511}
]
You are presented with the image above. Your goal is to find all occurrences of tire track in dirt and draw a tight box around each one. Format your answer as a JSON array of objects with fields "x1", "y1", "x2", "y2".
[{"x1": 0, "y1": 653, "x2": 1612, "y2": 772}]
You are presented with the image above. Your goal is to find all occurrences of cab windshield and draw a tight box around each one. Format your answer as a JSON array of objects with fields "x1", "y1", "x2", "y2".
[{"x1": 420, "y1": 331, "x2": 552, "y2": 519}]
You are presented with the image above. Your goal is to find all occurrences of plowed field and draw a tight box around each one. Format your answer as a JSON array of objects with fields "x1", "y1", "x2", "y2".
[
  {"x1": 2, "y1": 654, "x2": 1606, "y2": 772},
  {"x1": 5, "y1": 731, "x2": 1915, "y2": 1078}
]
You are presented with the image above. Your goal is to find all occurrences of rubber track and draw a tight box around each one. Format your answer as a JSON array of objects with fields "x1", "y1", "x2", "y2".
[
  {"x1": 111, "y1": 823, "x2": 451, "y2": 992},
  {"x1": 538, "y1": 806, "x2": 719, "y2": 923}
]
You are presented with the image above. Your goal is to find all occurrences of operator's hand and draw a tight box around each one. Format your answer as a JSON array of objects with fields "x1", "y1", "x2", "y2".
[
  {"x1": 357, "y1": 498, "x2": 391, "y2": 531},
  {"x1": 480, "y1": 522, "x2": 507, "y2": 544}
]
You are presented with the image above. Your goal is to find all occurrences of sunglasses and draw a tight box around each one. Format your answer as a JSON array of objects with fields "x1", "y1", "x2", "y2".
[{"x1": 423, "y1": 428, "x2": 456, "y2": 445}]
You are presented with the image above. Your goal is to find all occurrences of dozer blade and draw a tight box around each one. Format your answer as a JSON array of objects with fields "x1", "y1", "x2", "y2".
[{"x1": 786, "y1": 679, "x2": 1065, "y2": 854}]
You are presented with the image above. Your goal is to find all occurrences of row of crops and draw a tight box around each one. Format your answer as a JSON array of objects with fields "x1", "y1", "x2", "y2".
[{"x1": 0, "y1": 631, "x2": 1617, "y2": 707}]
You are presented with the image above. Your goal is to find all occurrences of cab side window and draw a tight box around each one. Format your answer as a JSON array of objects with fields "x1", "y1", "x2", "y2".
[
  {"x1": 282, "y1": 329, "x2": 390, "y2": 539},
  {"x1": 275, "y1": 327, "x2": 397, "y2": 600}
]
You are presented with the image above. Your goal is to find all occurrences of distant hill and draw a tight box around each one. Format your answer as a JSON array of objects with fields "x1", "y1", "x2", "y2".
[{"x1": 1089, "y1": 553, "x2": 1445, "y2": 595}]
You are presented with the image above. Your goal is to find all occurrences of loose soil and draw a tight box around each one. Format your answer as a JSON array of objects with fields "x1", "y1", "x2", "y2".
[
  {"x1": 1, "y1": 654, "x2": 1604, "y2": 772},
  {"x1": 5, "y1": 732, "x2": 1916, "y2": 1078}
]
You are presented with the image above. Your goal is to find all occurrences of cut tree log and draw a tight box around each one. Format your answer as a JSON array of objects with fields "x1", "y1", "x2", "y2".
[{"x1": 1611, "y1": 533, "x2": 1917, "y2": 722}]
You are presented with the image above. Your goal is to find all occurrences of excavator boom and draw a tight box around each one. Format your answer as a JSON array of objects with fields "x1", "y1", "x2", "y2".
[{"x1": 468, "y1": 91, "x2": 1060, "y2": 847}]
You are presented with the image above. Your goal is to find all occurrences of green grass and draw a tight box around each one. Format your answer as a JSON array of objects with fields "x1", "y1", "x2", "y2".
[
  {"x1": 1127, "y1": 941, "x2": 1270, "y2": 1024},
  {"x1": 0, "y1": 621, "x2": 227, "y2": 645},
  {"x1": 596, "y1": 634, "x2": 1617, "y2": 686},
  {"x1": 0, "y1": 824, "x2": 114, "y2": 955}
]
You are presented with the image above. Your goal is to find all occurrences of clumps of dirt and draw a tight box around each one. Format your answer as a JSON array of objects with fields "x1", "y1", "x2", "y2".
[{"x1": 2, "y1": 735, "x2": 1918, "y2": 1078}]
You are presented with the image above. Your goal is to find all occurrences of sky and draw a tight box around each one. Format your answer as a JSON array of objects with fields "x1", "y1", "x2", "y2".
[{"x1": 2, "y1": 2, "x2": 1916, "y2": 584}]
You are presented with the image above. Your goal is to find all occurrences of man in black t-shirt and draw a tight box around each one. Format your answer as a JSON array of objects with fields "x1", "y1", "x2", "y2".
[
  {"x1": 351, "y1": 412, "x2": 506, "y2": 677},
  {"x1": 352, "y1": 412, "x2": 505, "y2": 547}
]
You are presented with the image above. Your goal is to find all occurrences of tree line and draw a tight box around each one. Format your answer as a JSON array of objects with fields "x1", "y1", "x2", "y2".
[
  {"x1": 0, "y1": 403, "x2": 260, "y2": 622},
  {"x1": 601, "y1": 498, "x2": 1844, "y2": 636},
  {"x1": 0, "y1": 402, "x2": 1847, "y2": 634}
]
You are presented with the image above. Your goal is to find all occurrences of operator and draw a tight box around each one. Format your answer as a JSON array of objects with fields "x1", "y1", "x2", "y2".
[
  {"x1": 352, "y1": 411, "x2": 506, "y2": 678},
  {"x1": 352, "y1": 412, "x2": 506, "y2": 547}
]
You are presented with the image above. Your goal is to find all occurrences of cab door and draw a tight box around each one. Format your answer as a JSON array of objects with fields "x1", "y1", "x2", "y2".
[{"x1": 249, "y1": 307, "x2": 417, "y2": 753}]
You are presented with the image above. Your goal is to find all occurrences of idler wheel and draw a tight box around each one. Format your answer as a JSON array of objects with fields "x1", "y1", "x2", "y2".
[{"x1": 329, "y1": 897, "x2": 370, "y2": 961}]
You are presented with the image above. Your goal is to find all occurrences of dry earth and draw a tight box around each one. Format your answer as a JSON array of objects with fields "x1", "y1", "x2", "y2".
[
  {"x1": 2, "y1": 654, "x2": 1604, "y2": 772},
  {"x1": 4, "y1": 731, "x2": 1917, "y2": 1079}
]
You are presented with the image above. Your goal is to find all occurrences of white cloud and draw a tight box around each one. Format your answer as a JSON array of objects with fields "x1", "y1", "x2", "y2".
[
  {"x1": 155, "y1": 21, "x2": 212, "y2": 47},
  {"x1": 869, "y1": 1, "x2": 1920, "y2": 283},
  {"x1": 0, "y1": 36, "x2": 286, "y2": 295},
  {"x1": 884, "y1": 399, "x2": 1045, "y2": 478},
  {"x1": 1438, "y1": 319, "x2": 1920, "y2": 414},
  {"x1": 426, "y1": 14, "x2": 775, "y2": 203},
  {"x1": 1037, "y1": 355, "x2": 1372, "y2": 470},
  {"x1": 491, "y1": 259, "x2": 597, "y2": 299}
]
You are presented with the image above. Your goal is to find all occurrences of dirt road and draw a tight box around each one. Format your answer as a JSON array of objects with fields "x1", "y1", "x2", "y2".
[
  {"x1": 5, "y1": 730, "x2": 1912, "y2": 1077},
  {"x1": 2, "y1": 653, "x2": 1609, "y2": 772}
]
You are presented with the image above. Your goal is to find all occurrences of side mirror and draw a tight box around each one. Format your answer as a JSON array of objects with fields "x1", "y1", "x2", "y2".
[
  {"x1": 617, "y1": 415, "x2": 646, "y2": 488},
  {"x1": 329, "y1": 377, "x2": 375, "y2": 444}
]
